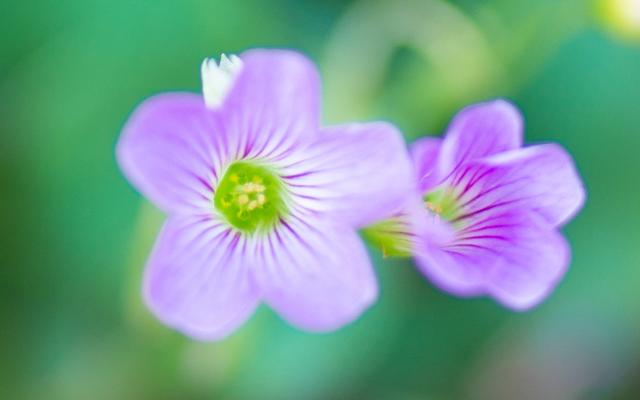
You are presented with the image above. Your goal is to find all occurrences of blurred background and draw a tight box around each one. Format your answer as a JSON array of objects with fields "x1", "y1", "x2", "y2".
[{"x1": 1, "y1": 0, "x2": 639, "y2": 398}]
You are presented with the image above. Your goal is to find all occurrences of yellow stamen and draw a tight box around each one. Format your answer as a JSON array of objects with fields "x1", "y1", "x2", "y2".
[
  {"x1": 425, "y1": 201, "x2": 442, "y2": 214},
  {"x1": 237, "y1": 194, "x2": 249, "y2": 205}
]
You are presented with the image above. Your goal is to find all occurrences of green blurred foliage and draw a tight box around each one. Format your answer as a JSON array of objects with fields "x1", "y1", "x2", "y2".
[{"x1": 1, "y1": 0, "x2": 639, "y2": 399}]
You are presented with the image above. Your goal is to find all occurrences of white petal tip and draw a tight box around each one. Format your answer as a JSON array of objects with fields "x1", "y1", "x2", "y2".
[{"x1": 201, "y1": 53, "x2": 243, "y2": 109}]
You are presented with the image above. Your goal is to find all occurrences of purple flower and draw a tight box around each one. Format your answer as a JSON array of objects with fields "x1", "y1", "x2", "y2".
[
  {"x1": 116, "y1": 49, "x2": 413, "y2": 340},
  {"x1": 408, "y1": 100, "x2": 585, "y2": 310}
]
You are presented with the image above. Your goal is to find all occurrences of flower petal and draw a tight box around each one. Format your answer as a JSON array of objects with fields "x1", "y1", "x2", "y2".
[
  {"x1": 451, "y1": 144, "x2": 586, "y2": 227},
  {"x1": 255, "y1": 217, "x2": 378, "y2": 331},
  {"x1": 281, "y1": 122, "x2": 414, "y2": 227},
  {"x1": 117, "y1": 93, "x2": 221, "y2": 214},
  {"x1": 143, "y1": 216, "x2": 260, "y2": 340},
  {"x1": 410, "y1": 137, "x2": 443, "y2": 192},
  {"x1": 486, "y1": 227, "x2": 570, "y2": 310},
  {"x1": 438, "y1": 99, "x2": 523, "y2": 179},
  {"x1": 415, "y1": 211, "x2": 570, "y2": 310},
  {"x1": 221, "y1": 49, "x2": 321, "y2": 160}
]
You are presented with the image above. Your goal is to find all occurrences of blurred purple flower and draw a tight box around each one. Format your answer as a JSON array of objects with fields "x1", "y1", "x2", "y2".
[
  {"x1": 116, "y1": 49, "x2": 413, "y2": 340},
  {"x1": 409, "y1": 100, "x2": 586, "y2": 310}
]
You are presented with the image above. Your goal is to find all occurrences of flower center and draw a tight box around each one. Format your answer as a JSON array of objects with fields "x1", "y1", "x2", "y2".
[
  {"x1": 423, "y1": 186, "x2": 460, "y2": 222},
  {"x1": 214, "y1": 162, "x2": 287, "y2": 233}
]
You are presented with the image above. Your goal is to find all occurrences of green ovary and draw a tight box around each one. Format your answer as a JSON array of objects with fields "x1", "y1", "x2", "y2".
[
  {"x1": 423, "y1": 186, "x2": 460, "y2": 222},
  {"x1": 214, "y1": 161, "x2": 287, "y2": 233}
]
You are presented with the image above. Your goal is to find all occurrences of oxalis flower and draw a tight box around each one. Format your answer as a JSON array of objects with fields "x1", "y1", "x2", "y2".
[
  {"x1": 366, "y1": 100, "x2": 585, "y2": 310},
  {"x1": 116, "y1": 49, "x2": 413, "y2": 340}
]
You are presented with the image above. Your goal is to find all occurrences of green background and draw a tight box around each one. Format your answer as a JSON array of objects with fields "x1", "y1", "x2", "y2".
[{"x1": 2, "y1": 0, "x2": 639, "y2": 398}]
